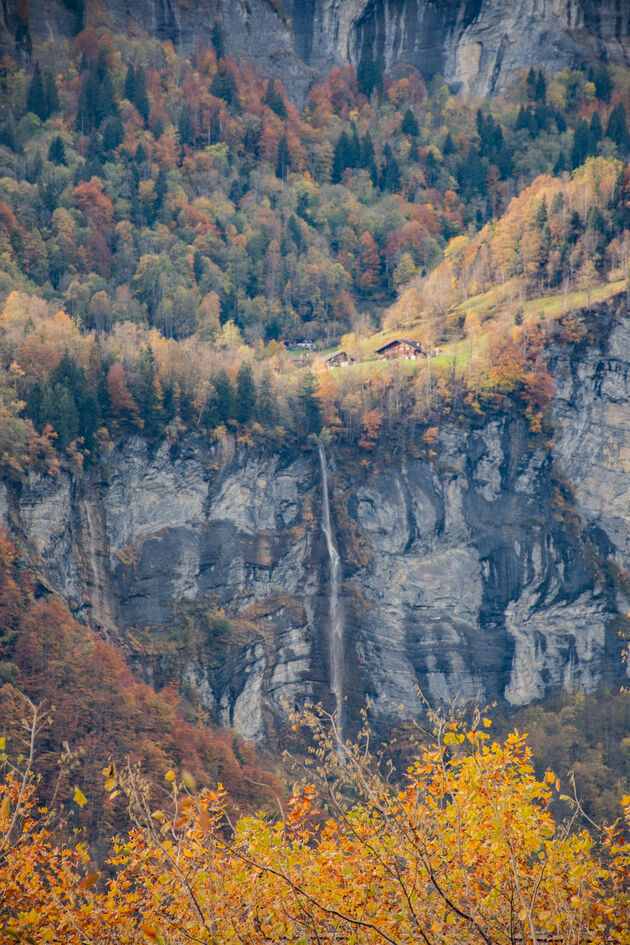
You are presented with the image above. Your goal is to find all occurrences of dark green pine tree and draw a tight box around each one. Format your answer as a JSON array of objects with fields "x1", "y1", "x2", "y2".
[
  {"x1": 124, "y1": 64, "x2": 136, "y2": 102},
  {"x1": 401, "y1": 107, "x2": 419, "y2": 137},
  {"x1": 359, "y1": 131, "x2": 375, "y2": 168},
  {"x1": 236, "y1": 362, "x2": 256, "y2": 425},
  {"x1": 593, "y1": 64, "x2": 612, "y2": 103},
  {"x1": 297, "y1": 372, "x2": 321, "y2": 435},
  {"x1": 78, "y1": 68, "x2": 99, "y2": 132},
  {"x1": 587, "y1": 204, "x2": 606, "y2": 235},
  {"x1": 443, "y1": 131, "x2": 455, "y2": 155},
  {"x1": 193, "y1": 250, "x2": 205, "y2": 285},
  {"x1": 27, "y1": 61, "x2": 46, "y2": 119},
  {"x1": 357, "y1": 46, "x2": 382, "y2": 99},
  {"x1": 276, "y1": 135, "x2": 290, "y2": 180},
  {"x1": 571, "y1": 119, "x2": 590, "y2": 168},
  {"x1": 45, "y1": 383, "x2": 80, "y2": 449},
  {"x1": 27, "y1": 353, "x2": 99, "y2": 454},
  {"x1": 44, "y1": 70, "x2": 59, "y2": 117},
  {"x1": 380, "y1": 143, "x2": 400, "y2": 192},
  {"x1": 606, "y1": 102, "x2": 628, "y2": 147},
  {"x1": 84, "y1": 129, "x2": 103, "y2": 177},
  {"x1": 136, "y1": 345, "x2": 164, "y2": 437},
  {"x1": 525, "y1": 67, "x2": 537, "y2": 101},
  {"x1": 95, "y1": 64, "x2": 116, "y2": 126},
  {"x1": 534, "y1": 70, "x2": 547, "y2": 103},
  {"x1": 102, "y1": 114, "x2": 124, "y2": 151},
  {"x1": 48, "y1": 135, "x2": 66, "y2": 165},
  {"x1": 213, "y1": 370, "x2": 235, "y2": 424},
  {"x1": 535, "y1": 196, "x2": 548, "y2": 230},
  {"x1": 555, "y1": 111, "x2": 567, "y2": 133},
  {"x1": 133, "y1": 66, "x2": 150, "y2": 122},
  {"x1": 348, "y1": 123, "x2": 361, "y2": 167},
  {"x1": 332, "y1": 131, "x2": 350, "y2": 183},
  {"x1": 256, "y1": 371, "x2": 276, "y2": 425},
  {"x1": 178, "y1": 107, "x2": 194, "y2": 146},
  {"x1": 589, "y1": 111, "x2": 603, "y2": 148},
  {"x1": 154, "y1": 167, "x2": 168, "y2": 210},
  {"x1": 50, "y1": 352, "x2": 100, "y2": 454}
]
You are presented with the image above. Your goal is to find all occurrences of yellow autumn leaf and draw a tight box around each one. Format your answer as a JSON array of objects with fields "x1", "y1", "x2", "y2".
[
  {"x1": 73, "y1": 787, "x2": 88, "y2": 807},
  {"x1": 0, "y1": 736, "x2": 5, "y2": 750},
  {"x1": 165, "y1": 770, "x2": 176, "y2": 782}
]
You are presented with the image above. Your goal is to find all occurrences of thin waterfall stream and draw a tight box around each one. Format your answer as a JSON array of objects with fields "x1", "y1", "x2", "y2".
[
  {"x1": 318, "y1": 442, "x2": 344, "y2": 736},
  {"x1": 84, "y1": 500, "x2": 101, "y2": 620}
]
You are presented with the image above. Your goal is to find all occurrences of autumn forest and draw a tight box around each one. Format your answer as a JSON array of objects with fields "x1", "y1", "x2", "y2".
[{"x1": 1, "y1": 4, "x2": 630, "y2": 941}]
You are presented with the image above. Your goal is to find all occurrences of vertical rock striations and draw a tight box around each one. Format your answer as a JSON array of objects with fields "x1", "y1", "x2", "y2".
[
  {"x1": 3, "y1": 0, "x2": 630, "y2": 100},
  {"x1": 7, "y1": 306, "x2": 630, "y2": 742}
]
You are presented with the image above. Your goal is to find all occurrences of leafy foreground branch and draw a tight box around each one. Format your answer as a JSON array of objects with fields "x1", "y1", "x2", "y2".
[{"x1": 1, "y1": 704, "x2": 629, "y2": 944}]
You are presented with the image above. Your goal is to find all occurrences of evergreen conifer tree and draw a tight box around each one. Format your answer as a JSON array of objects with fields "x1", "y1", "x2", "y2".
[
  {"x1": 44, "y1": 69, "x2": 59, "y2": 117},
  {"x1": 401, "y1": 108, "x2": 419, "y2": 137},
  {"x1": 236, "y1": 362, "x2": 256, "y2": 424},
  {"x1": 276, "y1": 136, "x2": 290, "y2": 180},
  {"x1": 297, "y1": 372, "x2": 320, "y2": 435},
  {"x1": 606, "y1": 102, "x2": 628, "y2": 147},
  {"x1": 571, "y1": 119, "x2": 590, "y2": 168},
  {"x1": 26, "y1": 61, "x2": 46, "y2": 119},
  {"x1": 213, "y1": 370, "x2": 235, "y2": 424},
  {"x1": 525, "y1": 67, "x2": 537, "y2": 101},
  {"x1": 359, "y1": 131, "x2": 375, "y2": 168},
  {"x1": 48, "y1": 135, "x2": 66, "y2": 165},
  {"x1": 357, "y1": 46, "x2": 381, "y2": 98}
]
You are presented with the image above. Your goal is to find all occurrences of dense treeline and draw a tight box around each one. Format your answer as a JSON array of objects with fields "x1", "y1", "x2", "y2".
[
  {"x1": 1, "y1": 36, "x2": 628, "y2": 344},
  {"x1": 507, "y1": 690, "x2": 630, "y2": 827}
]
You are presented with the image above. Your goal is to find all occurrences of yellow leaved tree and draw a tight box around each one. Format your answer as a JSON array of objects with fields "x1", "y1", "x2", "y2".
[{"x1": 1, "y1": 702, "x2": 629, "y2": 944}]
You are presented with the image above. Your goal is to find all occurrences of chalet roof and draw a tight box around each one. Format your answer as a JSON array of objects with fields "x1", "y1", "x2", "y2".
[
  {"x1": 375, "y1": 338, "x2": 424, "y2": 354},
  {"x1": 324, "y1": 350, "x2": 347, "y2": 361}
]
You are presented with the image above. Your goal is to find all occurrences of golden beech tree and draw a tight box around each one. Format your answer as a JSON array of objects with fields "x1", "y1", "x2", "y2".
[{"x1": 1, "y1": 704, "x2": 629, "y2": 944}]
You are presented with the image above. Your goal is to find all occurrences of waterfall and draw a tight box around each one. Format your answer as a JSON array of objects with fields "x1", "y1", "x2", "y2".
[
  {"x1": 83, "y1": 500, "x2": 100, "y2": 620},
  {"x1": 318, "y1": 442, "x2": 344, "y2": 734}
]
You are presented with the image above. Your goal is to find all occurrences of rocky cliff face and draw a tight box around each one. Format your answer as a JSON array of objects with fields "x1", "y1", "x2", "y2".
[
  {"x1": 4, "y1": 304, "x2": 629, "y2": 742},
  {"x1": 3, "y1": 0, "x2": 630, "y2": 99}
]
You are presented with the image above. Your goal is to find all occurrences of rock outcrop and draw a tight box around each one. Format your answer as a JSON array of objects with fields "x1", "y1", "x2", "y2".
[
  {"x1": 3, "y1": 0, "x2": 630, "y2": 100},
  {"x1": 5, "y1": 304, "x2": 629, "y2": 742}
]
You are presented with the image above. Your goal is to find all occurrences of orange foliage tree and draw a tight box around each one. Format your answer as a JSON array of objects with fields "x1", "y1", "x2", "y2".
[{"x1": 0, "y1": 705, "x2": 629, "y2": 943}]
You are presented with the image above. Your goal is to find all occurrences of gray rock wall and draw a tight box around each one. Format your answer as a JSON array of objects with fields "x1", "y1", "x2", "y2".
[
  {"x1": 7, "y1": 308, "x2": 630, "y2": 742},
  {"x1": 3, "y1": 0, "x2": 630, "y2": 100}
]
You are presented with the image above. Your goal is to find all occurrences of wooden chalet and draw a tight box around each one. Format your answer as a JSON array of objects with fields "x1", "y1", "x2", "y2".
[
  {"x1": 376, "y1": 339, "x2": 426, "y2": 360},
  {"x1": 323, "y1": 350, "x2": 354, "y2": 369}
]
